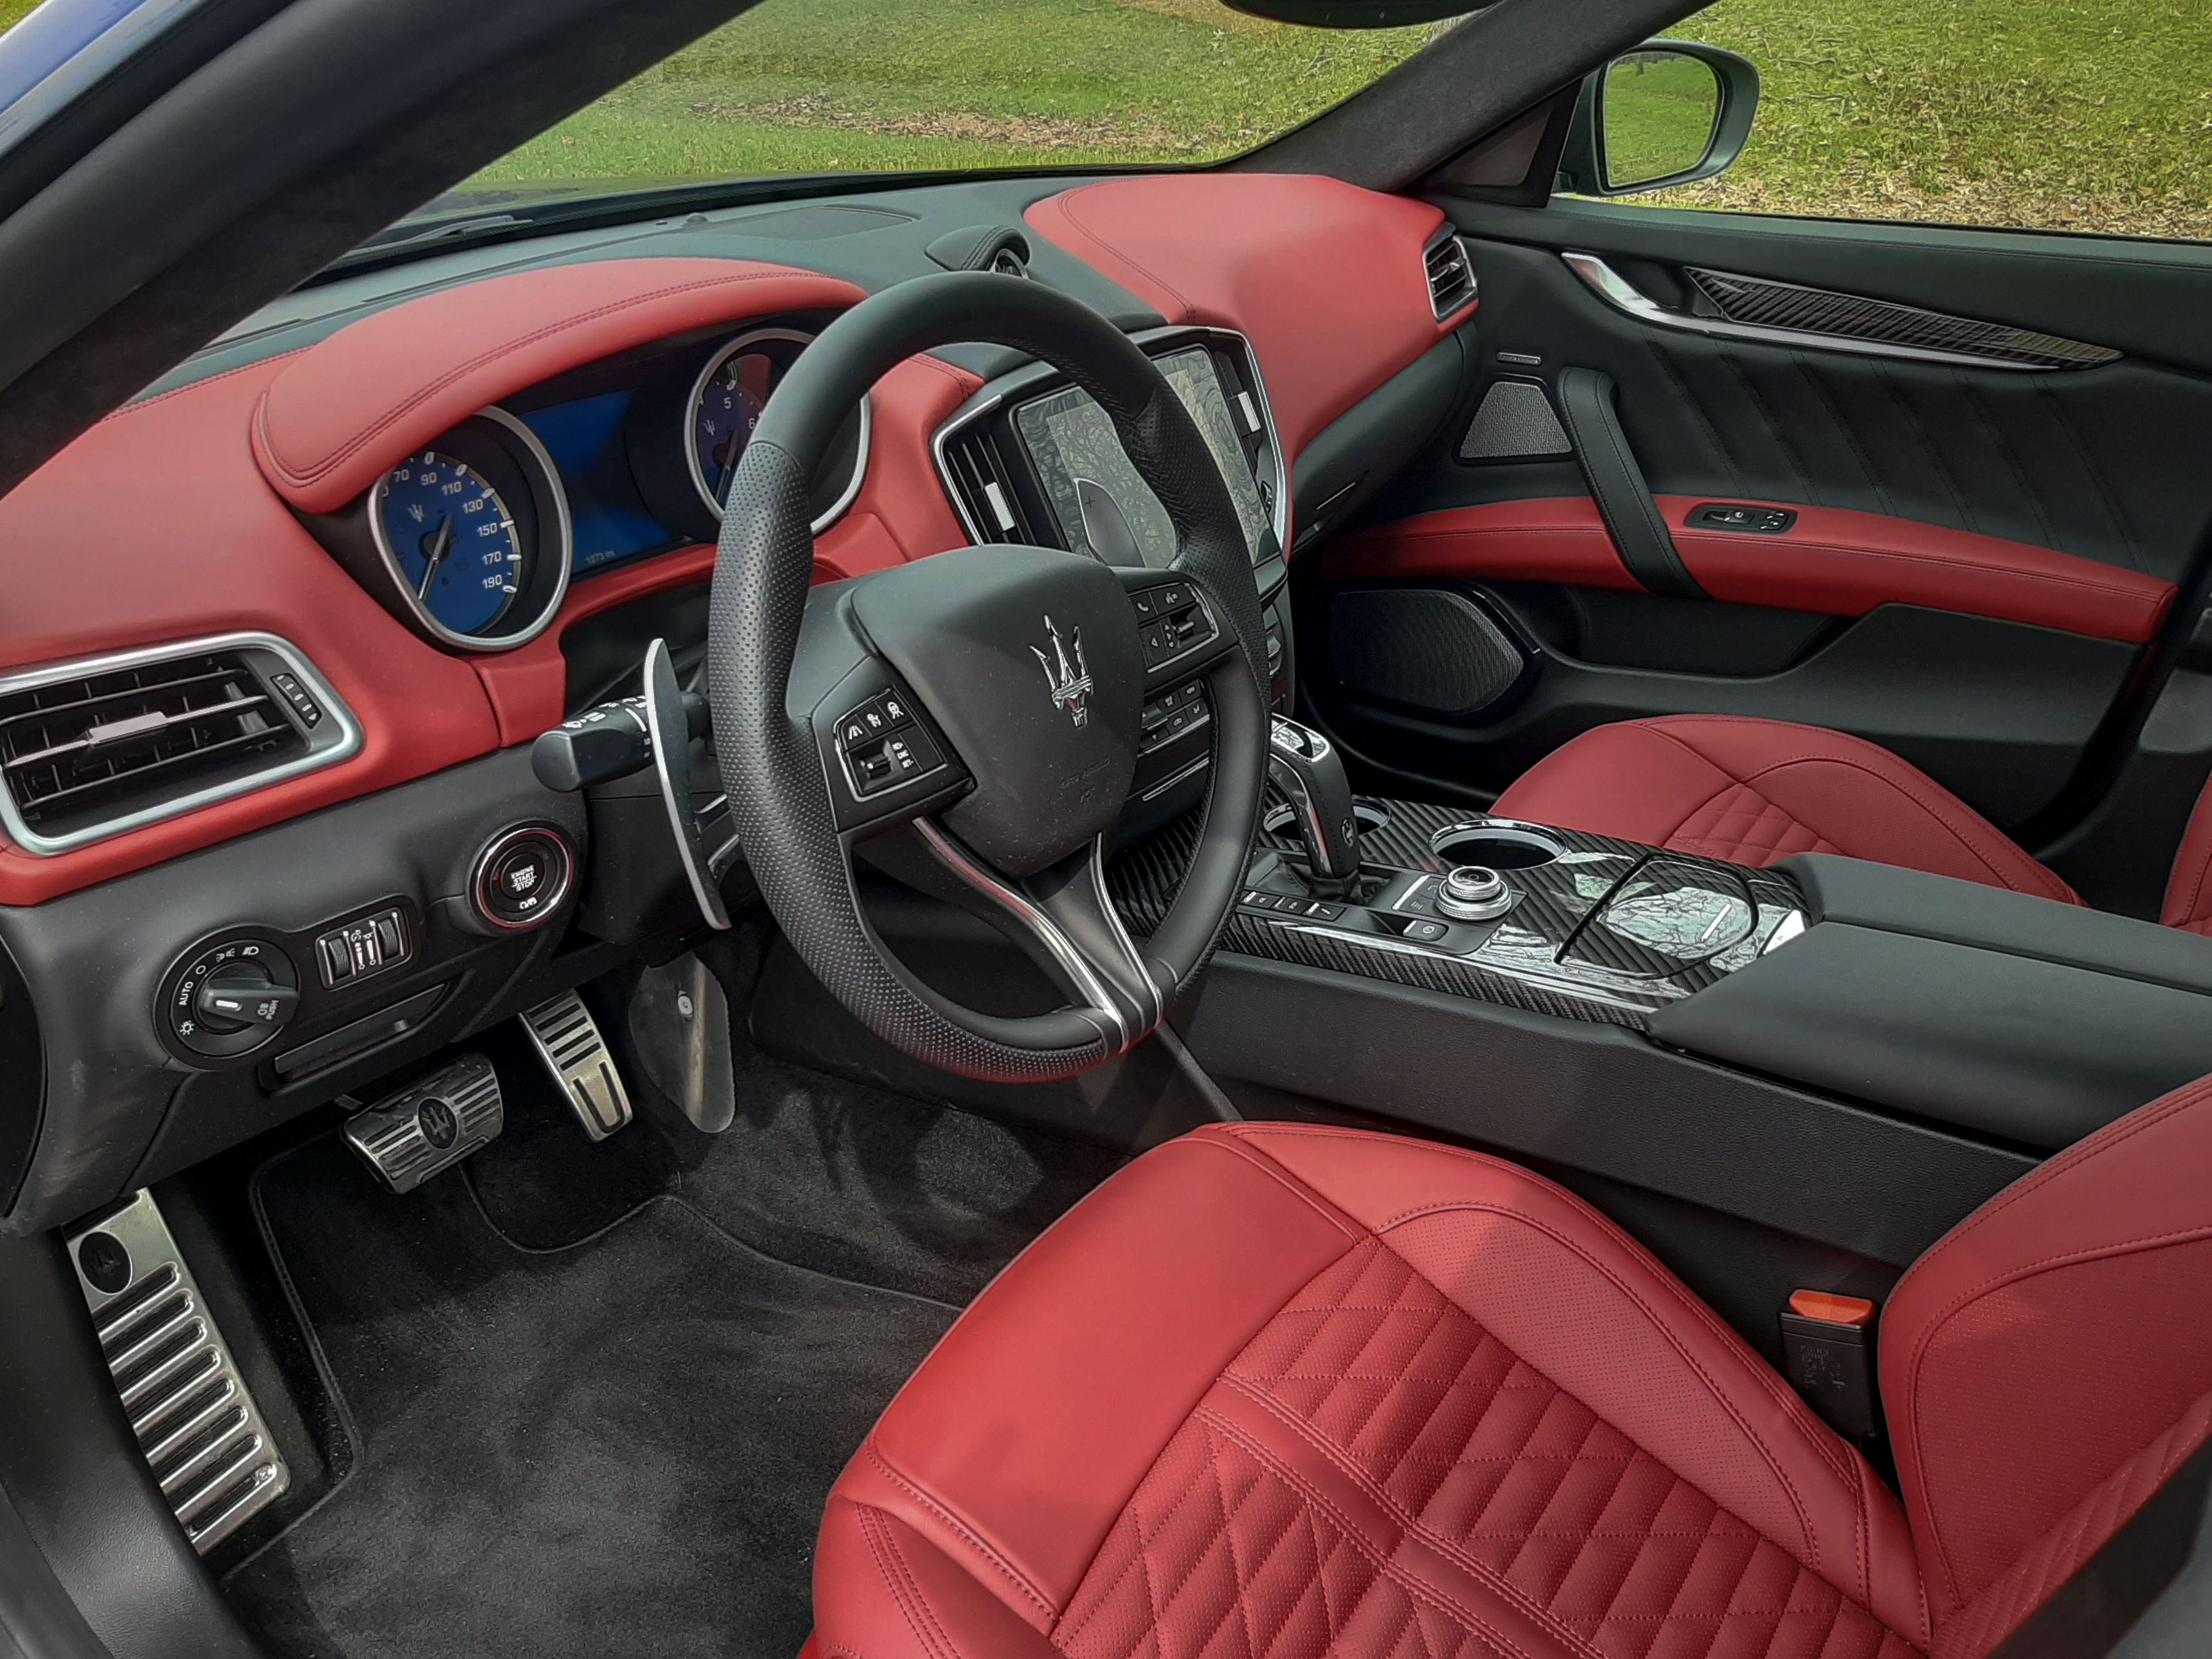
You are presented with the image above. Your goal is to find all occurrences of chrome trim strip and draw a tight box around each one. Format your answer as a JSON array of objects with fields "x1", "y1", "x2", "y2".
[
  {"x1": 367, "y1": 404, "x2": 575, "y2": 653},
  {"x1": 686, "y1": 325, "x2": 871, "y2": 535},
  {"x1": 1083, "y1": 833, "x2": 1163, "y2": 1033},
  {"x1": 913, "y1": 818, "x2": 1131, "y2": 1049},
  {"x1": 1562, "y1": 251, "x2": 2060, "y2": 372},
  {"x1": 0, "y1": 632, "x2": 363, "y2": 857},
  {"x1": 1762, "y1": 909, "x2": 1809, "y2": 954},
  {"x1": 1139, "y1": 752, "x2": 1210, "y2": 802}
]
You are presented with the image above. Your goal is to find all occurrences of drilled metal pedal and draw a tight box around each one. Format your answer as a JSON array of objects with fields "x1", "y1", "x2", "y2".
[
  {"x1": 343, "y1": 1053, "x2": 503, "y2": 1193},
  {"x1": 67, "y1": 1190, "x2": 291, "y2": 1553},
  {"x1": 519, "y1": 989, "x2": 633, "y2": 1141}
]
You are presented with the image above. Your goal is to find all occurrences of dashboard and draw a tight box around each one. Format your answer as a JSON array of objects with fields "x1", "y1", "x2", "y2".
[{"x1": 0, "y1": 168, "x2": 1477, "y2": 1236}]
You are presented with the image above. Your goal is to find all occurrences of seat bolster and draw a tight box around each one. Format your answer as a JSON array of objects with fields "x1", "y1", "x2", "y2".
[
  {"x1": 1493, "y1": 715, "x2": 2078, "y2": 905},
  {"x1": 1883, "y1": 1073, "x2": 2212, "y2": 1627},
  {"x1": 1221, "y1": 1123, "x2": 1930, "y2": 1646},
  {"x1": 2159, "y1": 778, "x2": 2212, "y2": 934},
  {"x1": 815, "y1": 1494, "x2": 1067, "y2": 1659},
  {"x1": 832, "y1": 1133, "x2": 1364, "y2": 1631}
]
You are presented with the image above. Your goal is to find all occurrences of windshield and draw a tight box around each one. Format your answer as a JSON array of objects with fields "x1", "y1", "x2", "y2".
[{"x1": 409, "y1": 0, "x2": 1446, "y2": 225}]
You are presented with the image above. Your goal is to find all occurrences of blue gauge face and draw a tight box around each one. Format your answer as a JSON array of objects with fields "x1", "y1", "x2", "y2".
[
  {"x1": 376, "y1": 450, "x2": 521, "y2": 636},
  {"x1": 692, "y1": 349, "x2": 772, "y2": 507}
]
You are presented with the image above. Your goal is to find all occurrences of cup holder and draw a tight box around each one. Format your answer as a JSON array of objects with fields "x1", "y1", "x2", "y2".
[{"x1": 1430, "y1": 824, "x2": 1566, "y2": 871}]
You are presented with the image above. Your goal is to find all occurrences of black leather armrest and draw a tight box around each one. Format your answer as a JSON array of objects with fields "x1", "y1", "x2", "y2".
[{"x1": 1646, "y1": 855, "x2": 2212, "y2": 1150}]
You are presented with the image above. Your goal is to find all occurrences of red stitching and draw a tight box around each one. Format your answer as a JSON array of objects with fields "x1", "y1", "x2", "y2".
[
  {"x1": 857, "y1": 1505, "x2": 963, "y2": 1659},
  {"x1": 261, "y1": 268, "x2": 836, "y2": 484},
  {"x1": 862, "y1": 1442, "x2": 1055, "y2": 1617},
  {"x1": 105, "y1": 347, "x2": 308, "y2": 422}
]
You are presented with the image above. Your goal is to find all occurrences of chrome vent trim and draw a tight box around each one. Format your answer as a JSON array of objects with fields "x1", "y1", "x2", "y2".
[
  {"x1": 69, "y1": 1191, "x2": 291, "y2": 1554},
  {"x1": 1686, "y1": 267, "x2": 2121, "y2": 369},
  {"x1": 1563, "y1": 252, "x2": 2119, "y2": 372},
  {"x1": 1424, "y1": 229, "x2": 1477, "y2": 320},
  {"x1": 935, "y1": 411, "x2": 1032, "y2": 545},
  {"x1": 0, "y1": 633, "x2": 360, "y2": 856}
]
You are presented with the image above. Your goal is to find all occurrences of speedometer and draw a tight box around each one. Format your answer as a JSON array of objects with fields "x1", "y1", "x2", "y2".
[
  {"x1": 374, "y1": 452, "x2": 520, "y2": 636},
  {"x1": 356, "y1": 406, "x2": 572, "y2": 653}
]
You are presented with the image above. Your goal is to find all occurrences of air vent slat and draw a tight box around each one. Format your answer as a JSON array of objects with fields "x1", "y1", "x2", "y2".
[
  {"x1": 1423, "y1": 232, "x2": 1477, "y2": 320},
  {"x1": 941, "y1": 426, "x2": 1034, "y2": 545},
  {"x1": 0, "y1": 636, "x2": 353, "y2": 852}
]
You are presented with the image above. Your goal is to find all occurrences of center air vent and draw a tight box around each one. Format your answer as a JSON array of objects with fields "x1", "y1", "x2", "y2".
[
  {"x1": 939, "y1": 424, "x2": 1036, "y2": 546},
  {"x1": 0, "y1": 634, "x2": 359, "y2": 854},
  {"x1": 1424, "y1": 230, "x2": 1477, "y2": 319}
]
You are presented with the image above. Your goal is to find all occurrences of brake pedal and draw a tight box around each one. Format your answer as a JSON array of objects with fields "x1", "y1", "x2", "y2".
[
  {"x1": 519, "y1": 989, "x2": 633, "y2": 1140},
  {"x1": 66, "y1": 1190, "x2": 291, "y2": 1553},
  {"x1": 343, "y1": 1053, "x2": 503, "y2": 1193}
]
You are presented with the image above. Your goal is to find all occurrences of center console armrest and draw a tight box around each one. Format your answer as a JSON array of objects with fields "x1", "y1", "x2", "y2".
[{"x1": 1647, "y1": 854, "x2": 2212, "y2": 1149}]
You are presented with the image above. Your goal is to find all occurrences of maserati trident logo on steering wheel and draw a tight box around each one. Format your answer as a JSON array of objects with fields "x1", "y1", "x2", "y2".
[{"x1": 1030, "y1": 615, "x2": 1093, "y2": 728}]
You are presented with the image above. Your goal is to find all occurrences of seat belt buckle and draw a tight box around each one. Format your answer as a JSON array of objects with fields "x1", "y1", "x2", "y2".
[{"x1": 1779, "y1": 1290, "x2": 1880, "y2": 1441}]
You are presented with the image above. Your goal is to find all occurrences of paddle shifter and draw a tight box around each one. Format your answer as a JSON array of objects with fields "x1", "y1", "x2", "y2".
[{"x1": 1268, "y1": 716, "x2": 1363, "y2": 896}]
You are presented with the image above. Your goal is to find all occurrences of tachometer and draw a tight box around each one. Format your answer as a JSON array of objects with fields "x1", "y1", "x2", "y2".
[
  {"x1": 374, "y1": 451, "x2": 520, "y2": 636},
  {"x1": 684, "y1": 327, "x2": 869, "y2": 530}
]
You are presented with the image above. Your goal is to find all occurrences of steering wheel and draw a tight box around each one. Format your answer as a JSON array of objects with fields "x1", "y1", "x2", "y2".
[{"x1": 707, "y1": 272, "x2": 1270, "y2": 1083}]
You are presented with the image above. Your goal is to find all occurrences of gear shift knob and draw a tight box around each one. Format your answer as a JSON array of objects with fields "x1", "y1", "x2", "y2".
[{"x1": 1268, "y1": 717, "x2": 1363, "y2": 892}]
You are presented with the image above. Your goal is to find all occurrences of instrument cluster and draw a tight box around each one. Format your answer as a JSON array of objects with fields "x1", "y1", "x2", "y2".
[{"x1": 321, "y1": 318, "x2": 869, "y2": 652}]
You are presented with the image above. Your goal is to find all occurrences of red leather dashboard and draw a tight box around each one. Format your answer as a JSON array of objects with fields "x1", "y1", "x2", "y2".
[
  {"x1": 1327, "y1": 496, "x2": 2179, "y2": 646},
  {"x1": 1026, "y1": 173, "x2": 1474, "y2": 465},
  {"x1": 0, "y1": 175, "x2": 1461, "y2": 903}
]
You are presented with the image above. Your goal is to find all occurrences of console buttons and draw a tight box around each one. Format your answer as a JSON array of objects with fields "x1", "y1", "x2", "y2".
[
  {"x1": 471, "y1": 827, "x2": 575, "y2": 931},
  {"x1": 1402, "y1": 919, "x2": 1449, "y2": 943},
  {"x1": 315, "y1": 906, "x2": 411, "y2": 988}
]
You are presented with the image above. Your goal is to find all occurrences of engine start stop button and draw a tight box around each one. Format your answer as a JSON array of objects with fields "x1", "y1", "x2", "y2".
[{"x1": 471, "y1": 826, "x2": 574, "y2": 930}]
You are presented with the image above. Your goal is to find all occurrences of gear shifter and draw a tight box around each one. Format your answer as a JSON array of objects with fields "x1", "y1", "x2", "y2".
[{"x1": 1268, "y1": 717, "x2": 1363, "y2": 895}]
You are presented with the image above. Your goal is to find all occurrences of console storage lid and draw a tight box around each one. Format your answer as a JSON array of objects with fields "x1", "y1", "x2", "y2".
[{"x1": 1646, "y1": 854, "x2": 2212, "y2": 1150}]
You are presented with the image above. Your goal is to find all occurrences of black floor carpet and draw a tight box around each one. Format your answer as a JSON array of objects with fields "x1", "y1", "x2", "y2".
[{"x1": 223, "y1": 1135, "x2": 956, "y2": 1659}]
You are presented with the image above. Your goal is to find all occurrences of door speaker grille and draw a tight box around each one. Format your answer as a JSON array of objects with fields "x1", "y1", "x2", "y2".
[
  {"x1": 1460, "y1": 379, "x2": 1572, "y2": 460},
  {"x1": 1332, "y1": 590, "x2": 1525, "y2": 716},
  {"x1": 68, "y1": 1190, "x2": 290, "y2": 1553}
]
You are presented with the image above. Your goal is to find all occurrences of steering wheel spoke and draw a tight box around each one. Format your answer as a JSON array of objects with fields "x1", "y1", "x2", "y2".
[{"x1": 908, "y1": 822, "x2": 1162, "y2": 1052}]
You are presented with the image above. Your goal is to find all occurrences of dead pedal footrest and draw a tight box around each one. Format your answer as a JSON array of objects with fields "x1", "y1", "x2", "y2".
[
  {"x1": 519, "y1": 990, "x2": 633, "y2": 1140},
  {"x1": 66, "y1": 1190, "x2": 292, "y2": 1553}
]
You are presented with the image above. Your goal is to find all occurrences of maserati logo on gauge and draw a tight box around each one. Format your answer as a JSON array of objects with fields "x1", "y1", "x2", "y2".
[{"x1": 1030, "y1": 616, "x2": 1092, "y2": 728}]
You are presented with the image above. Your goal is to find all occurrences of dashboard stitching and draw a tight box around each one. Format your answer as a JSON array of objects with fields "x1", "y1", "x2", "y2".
[
  {"x1": 256, "y1": 267, "x2": 849, "y2": 489},
  {"x1": 103, "y1": 347, "x2": 305, "y2": 423},
  {"x1": 1050, "y1": 188, "x2": 1199, "y2": 321}
]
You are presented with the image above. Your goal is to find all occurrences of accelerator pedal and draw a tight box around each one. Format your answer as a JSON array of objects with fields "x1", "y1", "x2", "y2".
[
  {"x1": 343, "y1": 1053, "x2": 503, "y2": 1194},
  {"x1": 519, "y1": 990, "x2": 633, "y2": 1141},
  {"x1": 66, "y1": 1190, "x2": 291, "y2": 1552}
]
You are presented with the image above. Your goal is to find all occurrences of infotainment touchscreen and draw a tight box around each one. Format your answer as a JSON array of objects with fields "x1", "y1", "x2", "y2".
[{"x1": 1012, "y1": 347, "x2": 1269, "y2": 567}]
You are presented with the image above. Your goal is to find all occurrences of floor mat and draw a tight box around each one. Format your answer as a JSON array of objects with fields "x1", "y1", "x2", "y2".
[{"x1": 224, "y1": 1136, "x2": 956, "y2": 1659}]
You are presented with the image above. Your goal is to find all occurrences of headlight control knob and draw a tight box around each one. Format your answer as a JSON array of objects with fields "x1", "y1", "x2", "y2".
[
  {"x1": 163, "y1": 937, "x2": 301, "y2": 1060},
  {"x1": 1436, "y1": 865, "x2": 1513, "y2": 922}
]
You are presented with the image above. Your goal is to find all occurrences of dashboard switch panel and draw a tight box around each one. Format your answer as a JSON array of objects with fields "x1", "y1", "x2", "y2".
[
  {"x1": 315, "y1": 906, "x2": 411, "y2": 987},
  {"x1": 162, "y1": 936, "x2": 300, "y2": 1060}
]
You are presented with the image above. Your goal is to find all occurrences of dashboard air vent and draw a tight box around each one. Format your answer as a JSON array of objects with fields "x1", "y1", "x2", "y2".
[
  {"x1": 0, "y1": 635, "x2": 358, "y2": 854},
  {"x1": 940, "y1": 425, "x2": 1035, "y2": 545},
  {"x1": 1424, "y1": 231, "x2": 1477, "y2": 319}
]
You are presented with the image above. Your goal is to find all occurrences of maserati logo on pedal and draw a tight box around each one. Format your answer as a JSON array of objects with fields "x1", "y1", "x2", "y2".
[{"x1": 1030, "y1": 615, "x2": 1093, "y2": 728}]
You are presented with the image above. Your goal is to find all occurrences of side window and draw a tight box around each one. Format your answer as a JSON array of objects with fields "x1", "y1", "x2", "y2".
[{"x1": 1568, "y1": 0, "x2": 2212, "y2": 242}]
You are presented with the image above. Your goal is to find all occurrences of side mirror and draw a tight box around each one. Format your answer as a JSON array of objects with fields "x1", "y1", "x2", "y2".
[{"x1": 1558, "y1": 40, "x2": 1760, "y2": 197}]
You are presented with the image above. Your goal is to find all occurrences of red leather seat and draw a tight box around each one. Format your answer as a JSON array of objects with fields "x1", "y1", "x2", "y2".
[
  {"x1": 1492, "y1": 713, "x2": 2212, "y2": 934},
  {"x1": 813, "y1": 1089, "x2": 2212, "y2": 1659}
]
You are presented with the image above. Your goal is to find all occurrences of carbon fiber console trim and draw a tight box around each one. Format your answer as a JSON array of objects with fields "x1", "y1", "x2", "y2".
[{"x1": 1109, "y1": 794, "x2": 1802, "y2": 1030}]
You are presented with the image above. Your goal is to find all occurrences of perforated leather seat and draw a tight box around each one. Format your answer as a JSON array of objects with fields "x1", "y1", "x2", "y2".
[
  {"x1": 812, "y1": 1095, "x2": 2212, "y2": 1659},
  {"x1": 1492, "y1": 713, "x2": 2212, "y2": 934}
]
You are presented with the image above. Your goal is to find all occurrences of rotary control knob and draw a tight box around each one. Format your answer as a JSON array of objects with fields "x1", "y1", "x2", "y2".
[
  {"x1": 163, "y1": 937, "x2": 301, "y2": 1060},
  {"x1": 1435, "y1": 865, "x2": 1513, "y2": 922}
]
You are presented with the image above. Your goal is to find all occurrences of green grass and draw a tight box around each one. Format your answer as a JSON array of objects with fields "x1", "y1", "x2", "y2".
[
  {"x1": 1648, "y1": 0, "x2": 2212, "y2": 238},
  {"x1": 0, "y1": 0, "x2": 38, "y2": 30},
  {"x1": 1602, "y1": 52, "x2": 1722, "y2": 189},
  {"x1": 477, "y1": 0, "x2": 1433, "y2": 183}
]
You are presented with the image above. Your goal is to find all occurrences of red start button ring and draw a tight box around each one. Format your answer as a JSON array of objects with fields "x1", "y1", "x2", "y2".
[{"x1": 470, "y1": 825, "x2": 575, "y2": 931}]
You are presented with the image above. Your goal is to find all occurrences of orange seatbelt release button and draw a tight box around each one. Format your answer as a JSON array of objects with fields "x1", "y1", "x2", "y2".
[
  {"x1": 1788, "y1": 1289, "x2": 1876, "y2": 1328},
  {"x1": 1780, "y1": 1289, "x2": 1880, "y2": 1441}
]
